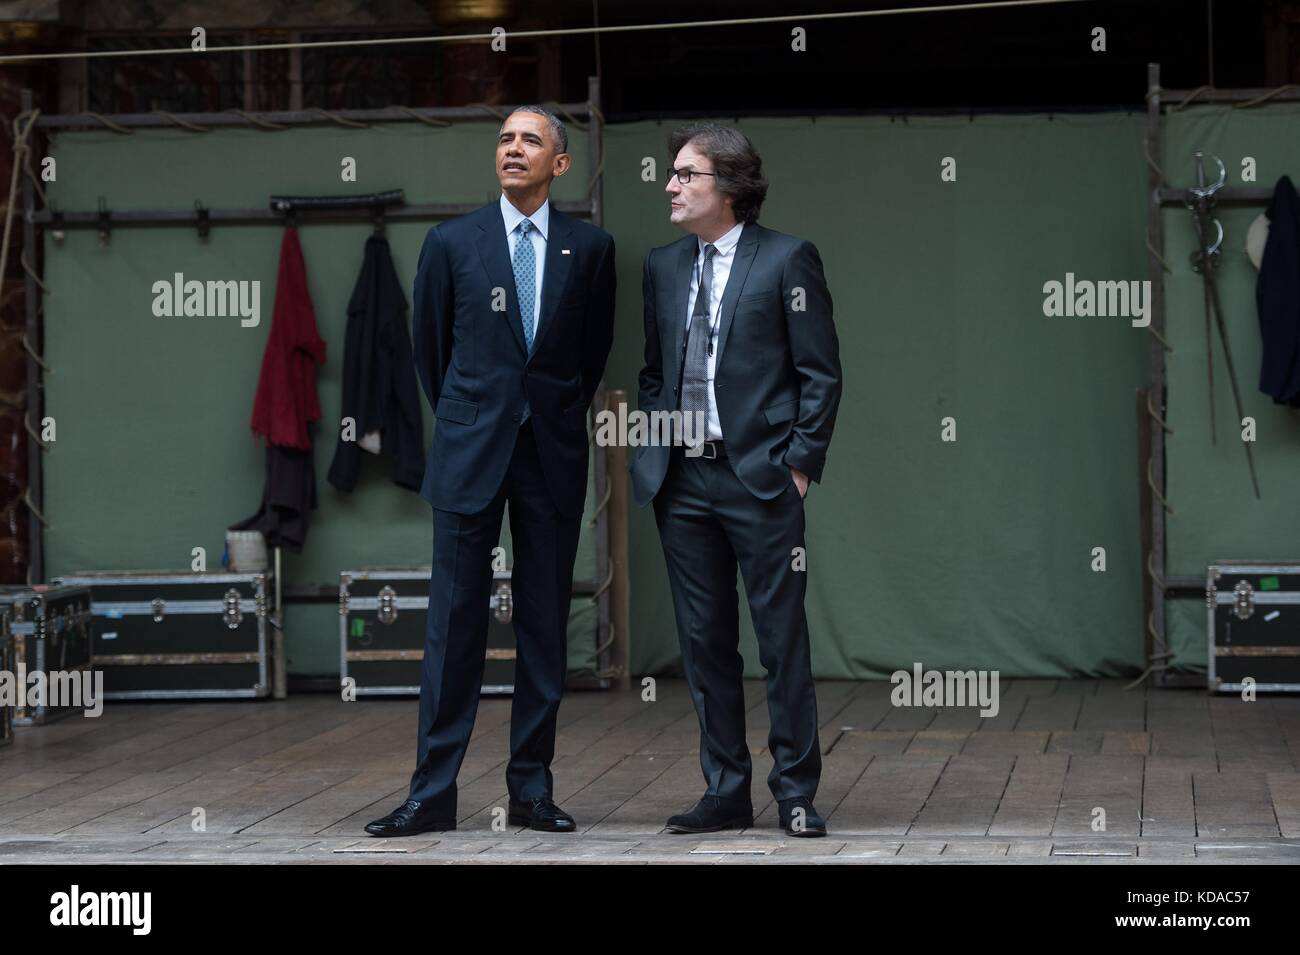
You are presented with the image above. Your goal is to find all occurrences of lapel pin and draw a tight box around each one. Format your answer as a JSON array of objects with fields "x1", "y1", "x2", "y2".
[{"x1": 562, "y1": 249, "x2": 571, "y2": 255}]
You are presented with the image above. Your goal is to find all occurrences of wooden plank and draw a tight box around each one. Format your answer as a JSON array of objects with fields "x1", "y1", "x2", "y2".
[
  {"x1": 828, "y1": 755, "x2": 948, "y2": 834},
  {"x1": 1194, "y1": 770, "x2": 1279, "y2": 838},
  {"x1": 909, "y1": 756, "x2": 1014, "y2": 837},
  {"x1": 988, "y1": 754, "x2": 1069, "y2": 837},
  {"x1": 1140, "y1": 756, "x2": 1213, "y2": 838},
  {"x1": 1052, "y1": 755, "x2": 1143, "y2": 838}
]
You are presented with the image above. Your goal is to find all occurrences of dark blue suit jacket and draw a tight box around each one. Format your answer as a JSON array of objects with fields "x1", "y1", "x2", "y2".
[{"x1": 412, "y1": 200, "x2": 616, "y2": 517}]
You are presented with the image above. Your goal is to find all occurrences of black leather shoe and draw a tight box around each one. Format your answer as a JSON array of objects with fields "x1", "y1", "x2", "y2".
[
  {"x1": 665, "y1": 795, "x2": 754, "y2": 833},
  {"x1": 508, "y1": 796, "x2": 576, "y2": 832},
  {"x1": 364, "y1": 798, "x2": 456, "y2": 837},
  {"x1": 777, "y1": 797, "x2": 827, "y2": 837}
]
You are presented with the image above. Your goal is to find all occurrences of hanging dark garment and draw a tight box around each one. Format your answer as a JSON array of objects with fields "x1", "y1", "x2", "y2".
[
  {"x1": 1256, "y1": 175, "x2": 1300, "y2": 408},
  {"x1": 229, "y1": 442, "x2": 318, "y2": 551},
  {"x1": 327, "y1": 234, "x2": 425, "y2": 493}
]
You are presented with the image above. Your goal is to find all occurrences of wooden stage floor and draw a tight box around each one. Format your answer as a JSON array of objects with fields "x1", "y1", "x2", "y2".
[{"x1": 2, "y1": 678, "x2": 1299, "y2": 864}]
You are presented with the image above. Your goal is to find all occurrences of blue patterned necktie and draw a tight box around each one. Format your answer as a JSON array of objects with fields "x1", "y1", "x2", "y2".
[{"x1": 512, "y1": 219, "x2": 536, "y2": 351}]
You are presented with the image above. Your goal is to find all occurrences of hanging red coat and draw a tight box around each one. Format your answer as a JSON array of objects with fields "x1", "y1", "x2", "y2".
[{"x1": 249, "y1": 226, "x2": 327, "y2": 449}]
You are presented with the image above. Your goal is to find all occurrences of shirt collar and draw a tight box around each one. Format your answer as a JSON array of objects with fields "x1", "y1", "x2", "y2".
[
  {"x1": 698, "y1": 220, "x2": 744, "y2": 258},
  {"x1": 500, "y1": 193, "x2": 550, "y2": 241}
]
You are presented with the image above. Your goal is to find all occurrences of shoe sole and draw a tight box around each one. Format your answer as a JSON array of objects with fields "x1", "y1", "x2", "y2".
[
  {"x1": 364, "y1": 821, "x2": 456, "y2": 836},
  {"x1": 508, "y1": 813, "x2": 576, "y2": 831},
  {"x1": 783, "y1": 827, "x2": 827, "y2": 837},
  {"x1": 665, "y1": 817, "x2": 754, "y2": 834}
]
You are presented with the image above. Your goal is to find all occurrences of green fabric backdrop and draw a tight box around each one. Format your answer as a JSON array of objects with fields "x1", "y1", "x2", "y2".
[
  {"x1": 45, "y1": 106, "x2": 1287, "y2": 681},
  {"x1": 41, "y1": 122, "x2": 597, "y2": 678},
  {"x1": 1162, "y1": 103, "x2": 1300, "y2": 673}
]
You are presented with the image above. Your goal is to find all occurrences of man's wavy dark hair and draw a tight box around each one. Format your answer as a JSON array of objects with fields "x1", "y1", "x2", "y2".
[{"x1": 668, "y1": 122, "x2": 769, "y2": 224}]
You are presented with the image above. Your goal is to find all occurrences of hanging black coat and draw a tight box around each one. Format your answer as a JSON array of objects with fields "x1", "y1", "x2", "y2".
[
  {"x1": 1257, "y1": 175, "x2": 1300, "y2": 408},
  {"x1": 327, "y1": 234, "x2": 426, "y2": 492}
]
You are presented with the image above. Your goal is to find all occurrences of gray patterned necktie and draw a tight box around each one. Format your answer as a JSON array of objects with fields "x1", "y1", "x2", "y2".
[{"x1": 680, "y1": 243, "x2": 717, "y2": 442}]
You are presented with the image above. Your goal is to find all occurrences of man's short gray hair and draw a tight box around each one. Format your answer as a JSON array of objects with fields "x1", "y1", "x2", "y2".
[{"x1": 510, "y1": 105, "x2": 568, "y2": 155}]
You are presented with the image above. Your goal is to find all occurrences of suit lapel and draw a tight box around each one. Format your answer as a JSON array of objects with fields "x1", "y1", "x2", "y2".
[
  {"x1": 712, "y1": 222, "x2": 759, "y2": 372},
  {"x1": 528, "y1": 209, "x2": 575, "y2": 361},
  {"x1": 670, "y1": 239, "x2": 697, "y2": 375},
  {"x1": 474, "y1": 203, "x2": 528, "y2": 360}
]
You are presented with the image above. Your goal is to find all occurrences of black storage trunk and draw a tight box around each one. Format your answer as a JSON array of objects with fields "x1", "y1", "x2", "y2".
[
  {"x1": 1207, "y1": 561, "x2": 1300, "y2": 693},
  {"x1": 340, "y1": 567, "x2": 515, "y2": 696},
  {"x1": 52, "y1": 570, "x2": 273, "y2": 700},
  {"x1": 0, "y1": 584, "x2": 93, "y2": 724},
  {"x1": 0, "y1": 608, "x2": 12, "y2": 746}
]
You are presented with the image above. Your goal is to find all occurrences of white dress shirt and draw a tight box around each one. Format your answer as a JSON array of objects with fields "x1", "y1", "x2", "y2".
[
  {"x1": 684, "y1": 219, "x2": 744, "y2": 441},
  {"x1": 500, "y1": 192, "x2": 549, "y2": 338}
]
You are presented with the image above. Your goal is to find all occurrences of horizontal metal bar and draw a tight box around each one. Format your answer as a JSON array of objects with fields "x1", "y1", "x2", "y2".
[
  {"x1": 346, "y1": 648, "x2": 514, "y2": 662},
  {"x1": 94, "y1": 652, "x2": 263, "y2": 665},
  {"x1": 1209, "y1": 563, "x2": 1300, "y2": 573},
  {"x1": 1213, "y1": 593, "x2": 1300, "y2": 605},
  {"x1": 1157, "y1": 186, "x2": 1275, "y2": 206},
  {"x1": 103, "y1": 688, "x2": 263, "y2": 699},
  {"x1": 1214, "y1": 646, "x2": 1300, "y2": 656},
  {"x1": 56, "y1": 572, "x2": 266, "y2": 585},
  {"x1": 352, "y1": 685, "x2": 514, "y2": 696},
  {"x1": 94, "y1": 601, "x2": 259, "y2": 615},
  {"x1": 34, "y1": 102, "x2": 591, "y2": 131},
  {"x1": 1163, "y1": 87, "x2": 1300, "y2": 104},
  {"x1": 35, "y1": 201, "x2": 593, "y2": 226}
]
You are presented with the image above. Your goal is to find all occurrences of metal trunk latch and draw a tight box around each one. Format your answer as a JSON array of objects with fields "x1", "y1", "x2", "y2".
[
  {"x1": 493, "y1": 580, "x2": 513, "y2": 624},
  {"x1": 151, "y1": 597, "x2": 165, "y2": 622},
  {"x1": 1232, "y1": 579, "x2": 1254, "y2": 620},
  {"x1": 377, "y1": 585, "x2": 398, "y2": 625},
  {"x1": 223, "y1": 588, "x2": 243, "y2": 629}
]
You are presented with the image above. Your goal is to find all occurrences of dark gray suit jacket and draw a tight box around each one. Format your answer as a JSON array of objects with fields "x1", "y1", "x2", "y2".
[{"x1": 629, "y1": 221, "x2": 842, "y2": 507}]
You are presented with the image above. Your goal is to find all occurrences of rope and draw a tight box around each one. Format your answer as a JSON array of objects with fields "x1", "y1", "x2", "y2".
[
  {"x1": 1168, "y1": 85, "x2": 1214, "y2": 111},
  {"x1": 1145, "y1": 551, "x2": 1168, "y2": 595},
  {"x1": 0, "y1": 109, "x2": 37, "y2": 306},
  {"x1": 0, "y1": 2, "x2": 1097, "y2": 64},
  {"x1": 1146, "y1": 391, "x2": 1171, "y2": 434},
  {"x1": 1144, "y1": 232, "x2": 1172, "y2": 274},
  {"x1": 1233, "y1": 84, "x2": 1300, "y2": 109},
  {"x1": 20, "y1": 488, "x2": 47, "y2": 526},
  {"x1": 1146, "y1": 458, "x2": 1173, "y2": 516},
  {"x1": 79, "y1": 111, "x2": 133, "y2": 133},
  {"x1": 389, "y1": 106, "x2": 451, "y2": 128},
  {"x1": 22, "y1": 333, "x2": 50, "y2": 372},
  {"x1": 468, "y1": 103, "x2": 511, "y2": 121},
  {"x1": 150, "y1": 110, "x2": 210, "y2": 132},
  {"x1": 23, "y1": 411, "x2": 49, "y2": 449},
  {"x1": 19, "y1": 249, "x2": 48, "y2": 293},
  {"x1": 305, "y1": 107, "x2": 369, "y2": 129},
  {"x1": 590, "y1": 559, "x2": 614, "y2": 602},
  {"x1": 586, "y1": 481, "x2": 611, "y2": 527},
  {"x1": 223, "y1": 108, "x2": 290, "y2": 130},
  {"x1": 1144, "y1": 318, "x2": 1172, "y2": 351}
]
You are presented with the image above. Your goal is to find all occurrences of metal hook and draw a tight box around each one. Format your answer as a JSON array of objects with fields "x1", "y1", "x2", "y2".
[
  {"x1": 194, "y1": 199, "x2": 211, "y2": 240},
  {"x1": 96, "y1": 196, "x2": 111, "y2": 247},
  {"x1": 1190, "y1": 151, "x2": 1226, "y2": 200}
]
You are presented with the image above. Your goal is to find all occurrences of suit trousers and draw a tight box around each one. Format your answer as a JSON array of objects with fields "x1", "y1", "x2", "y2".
[
  {"x1": 408, "y1": 419, "x2": 582, "y2": 815},
  {"x1": 652, "y1": 448, "x2": 822, "y2": 806}
]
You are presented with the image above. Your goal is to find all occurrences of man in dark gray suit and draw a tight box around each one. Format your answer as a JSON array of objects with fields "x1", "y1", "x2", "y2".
[{"x1": 630, "y1": 123, "x2": 842, "y2": 837}]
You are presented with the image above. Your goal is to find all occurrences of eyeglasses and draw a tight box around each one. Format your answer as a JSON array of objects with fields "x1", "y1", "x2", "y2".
[{"x1": 668, "y1": 167, "x2": 717, "y2": 185}]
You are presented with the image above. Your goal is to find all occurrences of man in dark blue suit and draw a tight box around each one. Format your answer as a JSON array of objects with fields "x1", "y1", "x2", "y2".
[{"x1": 366, "y1": 106, "x2": 616, "y2": 836}]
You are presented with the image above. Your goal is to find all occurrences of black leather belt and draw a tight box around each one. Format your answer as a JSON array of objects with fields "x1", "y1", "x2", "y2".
[{"x1": 679, "y1": 440, "x2": 726, "y2": 460}]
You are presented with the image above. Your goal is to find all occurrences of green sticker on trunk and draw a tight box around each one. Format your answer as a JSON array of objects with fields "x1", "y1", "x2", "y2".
[
  {"x1": 351, "y1": 618, "x2": 366, "y2": 637},
  {"x1": 1260, "y1": 576, "x2": 1280, "y2": 591}
]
